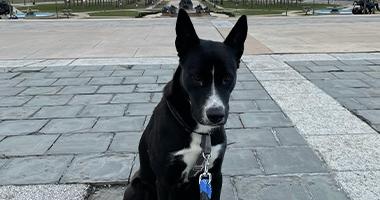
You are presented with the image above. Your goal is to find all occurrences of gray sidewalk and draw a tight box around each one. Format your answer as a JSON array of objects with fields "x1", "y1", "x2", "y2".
[{"x1": 0, "y1": 58, "x2": 349, "y2": 200}]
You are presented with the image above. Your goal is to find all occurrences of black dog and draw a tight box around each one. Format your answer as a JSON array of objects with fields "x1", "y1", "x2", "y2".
[{"x1": 124, "y1": 9, "x2": 247, "y2": 200}]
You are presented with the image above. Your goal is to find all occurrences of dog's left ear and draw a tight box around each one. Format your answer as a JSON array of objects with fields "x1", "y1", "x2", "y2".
[{"x1": 224, "y1": 15, "x2": 248, "y2": 64}]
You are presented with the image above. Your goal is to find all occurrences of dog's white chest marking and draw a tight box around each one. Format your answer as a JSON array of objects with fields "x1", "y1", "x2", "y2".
[{"x1": 173, "y1": 131, "x2": 223, "y2": 182}]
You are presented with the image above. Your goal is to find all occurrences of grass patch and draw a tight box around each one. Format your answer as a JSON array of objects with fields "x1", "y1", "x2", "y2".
[
  {"x1": 218, "y1": 1, "x2": 336, "y2": 10},
  {"x1": 88, "y1": 10, "x2": 139, "y2": 16},
  {"x1": 203, "y1": 0, "x2": 338, "y2": 15},
  {"x1": 15, "y1": 1, "x2": 147, "y2": 12},
  {"x1": 88, "y1": 9, "x2": 159, "y2": 17},
  {"x1": 234, "y1": 9, "x2": 284, "y2": 15}
]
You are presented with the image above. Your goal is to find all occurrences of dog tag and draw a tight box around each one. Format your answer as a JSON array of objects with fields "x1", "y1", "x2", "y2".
[{"x1": 199, "y1": 178, "x2": 212, "y2": 199}]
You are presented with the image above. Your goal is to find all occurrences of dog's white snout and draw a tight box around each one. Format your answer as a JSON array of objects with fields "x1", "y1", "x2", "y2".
[{"x1": 204, "y1": 93, "x2": 225, "y2": 124}]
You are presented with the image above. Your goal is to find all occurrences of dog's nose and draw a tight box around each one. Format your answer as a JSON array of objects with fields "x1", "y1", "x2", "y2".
[{"x1": 206, "y1": 107, "x2": 225, "y2": 124}]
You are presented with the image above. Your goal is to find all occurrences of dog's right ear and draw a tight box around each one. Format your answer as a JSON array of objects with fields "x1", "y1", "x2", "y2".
[{"x1": 175, "y1": 9, "x2": 200, "y2": 58}]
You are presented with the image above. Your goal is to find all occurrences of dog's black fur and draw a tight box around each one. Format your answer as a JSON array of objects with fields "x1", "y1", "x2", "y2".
[{"x1": 123, "y1": 9, "x2": 247, "y2": 200}]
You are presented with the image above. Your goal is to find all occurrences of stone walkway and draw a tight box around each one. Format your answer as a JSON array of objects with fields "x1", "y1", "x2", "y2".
[
  {"x1": 0, "y1": 57, "x2": 352, "y2": 200},
  {"x1": 287, "y1": 57, "x2": 380, "y2": 133},
  {"x1": 244, "y1": 53, "x2": 380, "y2": 200}
]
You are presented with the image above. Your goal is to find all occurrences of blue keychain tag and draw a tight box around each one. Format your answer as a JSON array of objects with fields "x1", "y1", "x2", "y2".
[{"x1": 199, "y1": 178, "x2": 212, "y2": 199}]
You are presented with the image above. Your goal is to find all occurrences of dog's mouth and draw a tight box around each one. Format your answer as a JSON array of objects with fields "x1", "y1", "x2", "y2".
[{"x1": 195, "y1": 118, "x2": 226, "y2": 127}]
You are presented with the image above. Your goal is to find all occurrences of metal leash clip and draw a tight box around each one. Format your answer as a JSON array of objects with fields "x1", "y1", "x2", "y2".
[
  {"x1": 199, "y1": 152, "x2": 212, "y2": 200},
  {"x1": 199, "y1": 153, "x2": 212, "y2": 182}
]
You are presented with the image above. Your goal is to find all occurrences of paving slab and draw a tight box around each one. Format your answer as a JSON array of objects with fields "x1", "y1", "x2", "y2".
[
  {"x1": 0, "y1": 159, "x2": 8, "y2": 168},
  {"x1": 0, "y1": 156, "x2": 73, "y2": 185},
  {"x1": 301, "y1": 72, "x2": 337, "y2": 80},
  {"x1": 79, "y1": 104, "x2": 126, "y2": 117},
  {"x1": 33, "y1": 105, "x2": 83, "y2": 119},
  {"x1": 356, "y1": 110, "x2": 380, "y2": 124},
  {"x1": 0, "y1": 120, "x2": 48, "y2": 136},
  {"x1": 313, "y1": 79, "x2": 371, "y2": 88},
  {"x1": 69, "y1": 94, "x2": 113, "y2": 105},
  {"x1": 59, "y1": 86, "x2": 98, "y2": 95},
  {"x1": 79, "y1": 71, "x2": 113, "y2": 78},
  {"x1": 61, "y1": 153, "x2": 134, "y2": 183},
  {"x1": 108, "y1": 132, "x2": 141, "y2": 153},
  {"x1": 111, "y1": 70, "x2": 144, "y2": 77},
  {"x1": 302, "y1": 176, "x2": 349, "y2": 200},
  {"x1": 355, "y1": 97, "x2": 380, "y2": 109},
  {"x1": 0, "y1": 184, "x2": 88, "y2": 200},
  {"x1": 307, "y1": 65, "x2": 341, "y2": 72},
  {"x1": 97, "y1": 85, "x2": 135, "y2": 94},
  {"x1": 52, "y1": 78, "x2": 91, "y2": 86},
  {"x1": 221, "y1": 177, "x2": 237, "y2": 200},
  {"x1": 125, "y1": 103, "x2": 156, "y2": 115},
  {"x1": 225, "y1": 114, "x2": 243, "y2": 129},
  {"x1": 0, "y1": 135, "x2": 58, "y2": 156},
  {"x1": 0, "y1": 107, "x2": 40, "y2": 120},
  {"x1": 88, "y1": 77, "x2": 124, "y2": 85},
  {"x1": 255, "y1": 99, "x2": 281, "y2": 111},
  {"x1": 231, "y1": 90, "x2": 271, "y2": 100},
  {"x1": 20, "y1": 86, "x2": 62, "y2": 96},
  {"x1": 0, "y1": 96, "x2": 32, "y2": 107},
  {"x1": 27, "y1": 95, "x2": 74, "y2": 106},
  {"x1": 225, "y1": 128, "x2": 278, "y2": 148},
  {"x1": 240, "y1": 112, "x2": 293, "y2": 128},
  {"x1": 256, "y1": 147, "x2": 327, "y2": 174},
  {"x1": 123, "y1": 76, "x2": 157, "y2": 84},
  {"x1": 235, "y1": 81, "x2": 263, "y2": 90},
  {"x1": 17, "y1": 79, "x2": 57, "y2": 87},
  {"x1": 0, "y1": 79, "x2": 24, "y2": 87},
  {"x1": 274, "y1": 127, "x2": 307, "y2": 146},
  {"x1": 111, "y1": 93, "x2": 151, "y2": 103},
  {"x1": 234, "y1": 176, "x2": 310, "y2": 200},
  {"x1": 229, "y1": 100, "x2": 259, "y2": 113},
  {"x1": 135, "y1": 84, "x2": 165, "y2": 93},
  {"x1": 50, "y1": 71, "x2": 82, "y2": 78},
  {"x1": 41, "y1": 118, "x2": 97, "y2": 134},
  {"x1": 0, "y1": 72, "x2": 20, "y2": 80},
  {"x1": 71, "y1": 65, "x2": 103, "y2": 71},
  {"x1": 222, "y1": 149, "x2": 263, "y2": 176},
  {"x1": 43, "y1": 66, "x2": 75, "y2": 72},
  {"x1": 92, "y1": 116, "x2": 146, "y2": 132},
  {"x1": 335, "y1": 97, "x2": 368, "y2": 110},
  {"x1": 0, "y1": 87, "x2": 26, "y2": 96},
  {"x1": 48, "y1": 133, "x2": 113, "y2": 154}
]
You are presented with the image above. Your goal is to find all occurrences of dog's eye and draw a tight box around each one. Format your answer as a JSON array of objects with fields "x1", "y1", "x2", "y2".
[
  {"x1": 192, "y1": 75, "x2": 203, "y2": 86},
  {"x1": 222, "y1": 75, "x2": 232, "y2": 84}
]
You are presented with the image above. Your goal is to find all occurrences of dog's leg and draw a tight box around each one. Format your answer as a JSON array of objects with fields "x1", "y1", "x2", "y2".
[
  {"x1": 123, "y1": 171, "x2": 156, "y2": 200},
  {"x1": 156, "y1": 181, "x2": 171, "y2": 200},
  {"x1": 210, "y1": 172, "x2": 223, "y2": 200}
]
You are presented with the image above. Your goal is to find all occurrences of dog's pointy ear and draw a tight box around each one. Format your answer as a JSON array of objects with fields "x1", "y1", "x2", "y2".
[
  {"x1": 175, "y1": 9, "x2": 200, "y2": 57},
  {"x1": 224, "y1": 15, "x2": 248, "y2": 62}
]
